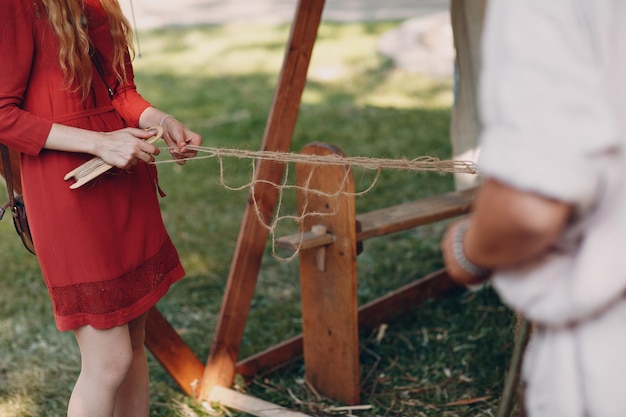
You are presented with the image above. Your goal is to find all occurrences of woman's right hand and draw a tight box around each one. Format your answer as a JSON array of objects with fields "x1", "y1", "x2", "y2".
[
  {"x1": 44, "y1": 124, "x2": 161, "y2": 170},
  {"x1": 95, "y1": 127, "x2": 160, "y2": 169}
]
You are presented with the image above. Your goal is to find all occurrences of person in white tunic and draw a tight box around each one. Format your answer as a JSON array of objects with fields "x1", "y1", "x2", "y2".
[{"x1": 441, "y1": 0, "x2": 626, "y2": 416}]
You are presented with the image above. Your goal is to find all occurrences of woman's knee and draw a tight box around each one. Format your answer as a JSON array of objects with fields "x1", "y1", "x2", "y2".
[{"x1": 74, "y1": 325, "x2": 135, "y2": 388}]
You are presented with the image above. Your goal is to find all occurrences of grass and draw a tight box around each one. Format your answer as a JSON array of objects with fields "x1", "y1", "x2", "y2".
[{"x1": 0, "y1": 20, "x2": 517, "y2": 417}]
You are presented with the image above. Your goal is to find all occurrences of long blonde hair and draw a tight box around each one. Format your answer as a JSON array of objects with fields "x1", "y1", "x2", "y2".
[{"x1": 41, "y1": 0, "x2": 135, "y2": 98}]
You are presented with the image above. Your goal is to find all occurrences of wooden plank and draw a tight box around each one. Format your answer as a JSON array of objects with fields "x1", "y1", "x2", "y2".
[
  {"x1": 356, "y1": 269, "x2": 461, "y2": 329},
  {"x1": 276, "y1": 229, "x2": 335, "y2": 251},
  {"x1": 199, "y1": 0, "x2": 327, "y2": 400},
  {"x1": 356, "y1": 187, "x2": 475, "y2": 241},
  {"x1": 144, "y1": 307, "x2": 205, "y2": 396},
  {"x1": 297, "y1": 142, "x2": 360, "y2": 405},
  {"x1": 234, "y1": 269, "x2": 460, "y2": 380},
  {"x1": 236, "y1": 334, "x2": 304, "y2": 378},
  {"x1": 276, "y1": 188, "x2": 475, "y2": 252},
  {"x1": 208, "y1": 386, "x2": 313, "y2": 417}
]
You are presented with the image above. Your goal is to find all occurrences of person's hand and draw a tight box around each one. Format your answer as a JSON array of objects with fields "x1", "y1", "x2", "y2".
[
  {"x1": 159, "y1": 115, "x2": 202, "y2": 165},
  {"x1": 95, "y1": 127, "x2": 160, "y2": 169},
  {"x1": 441, "y1": 219, "x2": 492, "y2": 286}
]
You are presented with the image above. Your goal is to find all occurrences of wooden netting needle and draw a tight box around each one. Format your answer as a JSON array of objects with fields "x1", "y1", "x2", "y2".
[{"x1": 64, "y1": 126, "x2": 164, "y2": 189}]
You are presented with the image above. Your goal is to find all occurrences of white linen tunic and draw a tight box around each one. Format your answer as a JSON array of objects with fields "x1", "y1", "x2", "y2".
[{"x1": 478, "y1": 0, "x2": 626, "y2": 416}]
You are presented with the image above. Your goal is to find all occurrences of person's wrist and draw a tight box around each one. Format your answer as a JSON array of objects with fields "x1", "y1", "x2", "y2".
[
  {"x1": 159, "y1": 114, "x2": 173, "y2": 128},
  {"x1": 452, "y1": 219, "x2": 492, "y2": 279},
  {"x1": 87, "y1": 130, "x2": 105, "y2": 158}
]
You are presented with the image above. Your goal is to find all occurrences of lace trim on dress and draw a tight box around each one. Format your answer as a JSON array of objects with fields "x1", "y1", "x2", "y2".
[{"x1": 51, "y1": 238, "x2": 180, "y2": 317}]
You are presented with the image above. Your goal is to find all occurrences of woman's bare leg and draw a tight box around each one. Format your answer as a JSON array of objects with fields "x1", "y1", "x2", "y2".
[
  {"x1": 113, "y1": 312, "x2": 150, "y2": 417},
  {"x1": 67, "y1": 324, "x2": 133, "y2": 417}
]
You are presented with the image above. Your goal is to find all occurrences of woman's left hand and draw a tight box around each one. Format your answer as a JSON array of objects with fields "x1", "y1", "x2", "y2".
[{"x1": 159, "y1": 115, "x2": 202, "y2": 165}]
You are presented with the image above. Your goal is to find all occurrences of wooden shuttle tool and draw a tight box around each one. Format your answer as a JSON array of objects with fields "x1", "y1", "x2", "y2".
[{"x1": 64, "y1": 126, "x2": 164, "y2": 189}]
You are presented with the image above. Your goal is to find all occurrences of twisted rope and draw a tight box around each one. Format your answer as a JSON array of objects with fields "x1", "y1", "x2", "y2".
[
  {"x1": 154, "y1": 145, "x2": 478, "y2": 261},
  {"x1": 158, "y1": 145, "x2": 478, "y2": 175}
]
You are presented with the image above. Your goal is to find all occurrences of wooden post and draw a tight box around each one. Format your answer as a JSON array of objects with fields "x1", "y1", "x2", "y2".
[
  {"x1": 296, "y1": 142, "x2": 360, "y2": 405},
  {"x1": 198, "y1": 0, "x2": 326, "y2": 399}
]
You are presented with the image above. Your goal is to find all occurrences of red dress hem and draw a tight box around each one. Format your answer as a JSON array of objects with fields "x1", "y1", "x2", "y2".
[{"x1": 54, "y1": 263, "x2": 184, "y2": 332}]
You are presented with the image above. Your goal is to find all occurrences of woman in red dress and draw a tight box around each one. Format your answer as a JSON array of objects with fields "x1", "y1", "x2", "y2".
[{"x1": 0, "y1": 0, "x2": 202, "y2": 415}]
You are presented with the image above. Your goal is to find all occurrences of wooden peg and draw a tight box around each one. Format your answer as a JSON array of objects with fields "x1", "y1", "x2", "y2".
[
  {"x1": 64, "y1": 125, "x2": 164, "y2": 189},
  {"x1": 311, "y1": 224, "x2": 327, "y2": 271}
]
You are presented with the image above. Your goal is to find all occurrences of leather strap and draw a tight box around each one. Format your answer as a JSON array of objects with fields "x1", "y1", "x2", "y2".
[
  {"x1": 0, "y1": 144, "x2": 16, "y2": 220},
  {"x1": 90, "y1": 50, "x2": 115, "y2": 98}
]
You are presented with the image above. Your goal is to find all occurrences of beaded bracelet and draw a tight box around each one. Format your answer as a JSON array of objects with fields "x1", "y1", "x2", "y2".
[{"x1": 452, "y1": 219, "x2": 491, "y2": 278}]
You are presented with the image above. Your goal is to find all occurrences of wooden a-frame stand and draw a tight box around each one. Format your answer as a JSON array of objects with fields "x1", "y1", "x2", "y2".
[{"x1": 141, "y1": 0, "x2": 481, "y2": 413}]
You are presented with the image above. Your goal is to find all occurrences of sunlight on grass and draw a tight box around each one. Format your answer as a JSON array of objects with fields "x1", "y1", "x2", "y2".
[
  {"x1": 135, "y1": 24, "x2": 291, "y2": 77},
  {"x1": 0, "y1": 396, "x2": 37, "y2": 417},
  {"x1": 134, "y1": 22, "x2": 454, "y2": 111},
  {"x1": 360, "y1": 72, "x2": 453, "y2": 108}
]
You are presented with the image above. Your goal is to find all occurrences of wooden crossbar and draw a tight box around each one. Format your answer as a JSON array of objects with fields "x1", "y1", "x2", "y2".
[
  {"x1": 276, "y1": 187, "x2": 476, "y2": 252},
  {"x1": 356, "y1": 187, "x2": 476, "y2": 240}
]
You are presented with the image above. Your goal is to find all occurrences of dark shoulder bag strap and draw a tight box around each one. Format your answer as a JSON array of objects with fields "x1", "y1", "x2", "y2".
[
  {"x1": 90, "y1": 50, "x2": 115, "y2": 99},
  {"x1": 0, "y1": 144, "x2": 17, "y2": 220}
]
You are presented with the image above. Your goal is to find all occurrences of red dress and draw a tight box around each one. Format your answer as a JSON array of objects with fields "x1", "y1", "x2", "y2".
[{"x1": 0, "y1": 0, "x2": 185, "y2": 331}]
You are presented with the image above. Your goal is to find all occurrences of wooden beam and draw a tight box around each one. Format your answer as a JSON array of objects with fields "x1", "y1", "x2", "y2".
[
  {"x1": 276, "y1": 188, "x2": 475, "y2": 252},
  {"x1": 144, "y1": 307, "x2": 205, "y2": 396},
  {"x1": 276, "y1": 229, "x2": 335, "y2": 251},
  {"x1": 355, "y1": 187, "x2": 475, "y2": 241},
  {"x1": 356, "y1": 269, "x2": 461, "y2": 329},
  {"x1": 235, "y1": 334, "x2": 305, "y2": 378},
  {"x1": 199, "y1": 0, "x2": 327, "y2": 399},
  {"x1": 235, "y1": 269, "x2": 461, "y2": 380},
  {"x1": 208, "y1": 386, "x2": 313, "y2": 417}
]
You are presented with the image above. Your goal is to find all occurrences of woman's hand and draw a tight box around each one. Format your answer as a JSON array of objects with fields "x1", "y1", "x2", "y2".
[
  {"x1": 159, "y1": 115, "x2": 202, "y2": 165},
  {"x1": 95, "y1": 127, "x2": 160, "y2": 169},
  {"x1": 138, "y1": 107, "x2": 203, "y2": 165},
  {"x1": 44, "y1": 124, "x2": 160, "y2": 169}
]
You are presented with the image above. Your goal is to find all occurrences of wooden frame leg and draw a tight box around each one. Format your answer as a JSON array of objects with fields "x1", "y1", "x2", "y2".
[
  {"x1": 198, "y1": 0, "x2": 327, "y2": 400},
  {"x1": 144, "y1": 307, "x2": 205, "y2": 396}
]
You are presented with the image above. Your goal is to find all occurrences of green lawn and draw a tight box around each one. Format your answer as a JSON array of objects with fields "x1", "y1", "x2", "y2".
[{"x1": 0, "y1": 21, "x2": 516, "y2": 417}]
